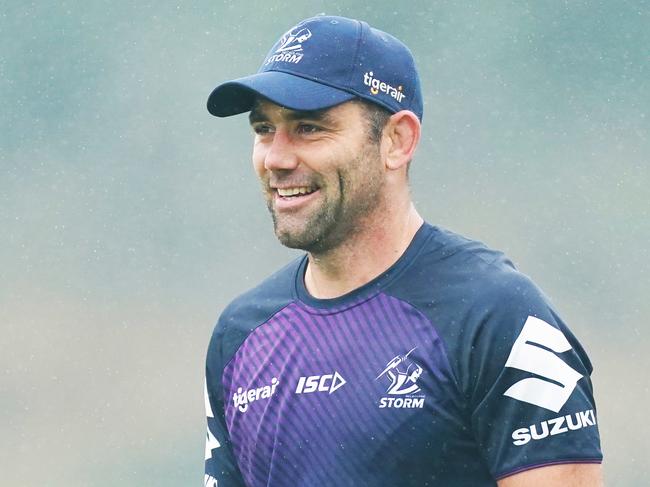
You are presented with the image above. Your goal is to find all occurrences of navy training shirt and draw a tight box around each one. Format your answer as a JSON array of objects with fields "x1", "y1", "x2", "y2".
[{"x1": 204, "y1": 223, "x2": 602, "y2": 486}]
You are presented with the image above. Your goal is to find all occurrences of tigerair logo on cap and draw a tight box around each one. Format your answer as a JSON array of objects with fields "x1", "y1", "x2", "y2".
[
  {"x1": 363, "y1": 71, "x2": 406, "y2": 103},
  {"x1": 265, "y1": 27, "x2": 312, "y2": 66}
]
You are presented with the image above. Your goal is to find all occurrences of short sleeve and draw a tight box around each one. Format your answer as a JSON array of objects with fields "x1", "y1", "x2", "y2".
[
  {"x1": 467, "y1": 271, "x2": 603, "y2": 479},
  {"x1": 204, "y1": 321, "x2": 247, "y2": 487}
]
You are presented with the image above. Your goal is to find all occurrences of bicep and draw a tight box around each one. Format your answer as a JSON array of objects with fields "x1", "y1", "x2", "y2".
[{"x1": 497, "y1": 463, "x2": 604, "y2": 487}]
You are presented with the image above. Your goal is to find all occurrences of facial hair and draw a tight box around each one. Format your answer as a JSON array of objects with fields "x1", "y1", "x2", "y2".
[{"x1": 267, "y1": 145, "x2": 385, "y2": 254}]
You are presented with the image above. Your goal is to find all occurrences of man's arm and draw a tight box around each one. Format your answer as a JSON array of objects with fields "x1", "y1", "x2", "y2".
[
  {"x1": 460, "y1": 268, "x2": 603, "y2": 480},
  {"x1": 498, "y1": 462, "x2": 604, "y2": 486},
  {"x1": 204, "y1": 321, "x2": 248, "y2": 487}
]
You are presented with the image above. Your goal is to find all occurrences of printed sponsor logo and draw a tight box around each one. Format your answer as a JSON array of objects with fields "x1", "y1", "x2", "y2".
[
  {"x1": 295, "y1": 371, "x2": 346, "y2": 395},
  {"x1": 205, "y1": 427, "x2": 221, "y2": 461},
  {"x1": 363, "y1": 71, "x2": 406, "y2": 103},
  {"x1": 265, "y1": 27, "x2": 312, "y2": 66},
  {"x1": 379, "y1": 397, "x2": 425, "y2": 409},
  {"x1": 204, "y1": 378, "x2": 221, "y2": 461},
  {"x1": 503, "y1": 316, "x2": 583, "y2": 413},
  {"x1": 376, "y1": 347, "x2": 425, "y2": 409},
  {"x1": 205, "y1": 378, "x2": 214, "y2": 418},
  {"x1": 511, "y1": 409, "x2": 597, "y2": 446},
  {"x1": 232, "y1": 377, "x2": 279, "y2": 413},
  {"x1": 204, "y1": 474, "x2": 218, "y2": 487}
]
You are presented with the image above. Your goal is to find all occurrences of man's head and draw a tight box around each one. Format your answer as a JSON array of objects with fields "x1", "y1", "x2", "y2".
[{"x1": 207, "y1": 16, "x2": 422, "y2": 253}]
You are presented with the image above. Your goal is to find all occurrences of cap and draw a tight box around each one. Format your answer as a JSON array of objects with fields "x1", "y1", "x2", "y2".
[{"x1": 206, "y1": 15, "x2": 423, "y2": 120}]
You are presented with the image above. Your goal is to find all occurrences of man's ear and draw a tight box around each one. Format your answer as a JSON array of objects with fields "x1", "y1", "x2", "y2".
[{"x1": 382, "y1": 111, "x2": 421, "y2": 171}]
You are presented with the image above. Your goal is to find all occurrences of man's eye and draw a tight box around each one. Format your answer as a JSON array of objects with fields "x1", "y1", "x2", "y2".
[
  {"x1": 297, "y1": 123, "x2": 321, "y2": 134},
  {"x1": 253, "y1": 124, "x2": 273, "y2": 135}
]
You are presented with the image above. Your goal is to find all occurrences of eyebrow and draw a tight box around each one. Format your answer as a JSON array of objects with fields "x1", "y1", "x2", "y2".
[{"x1": 248, "y1": 104, "x2": 336, "y2": 125}]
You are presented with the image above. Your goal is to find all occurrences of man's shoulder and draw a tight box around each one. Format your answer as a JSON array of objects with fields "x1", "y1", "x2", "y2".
[
  {"x1": 433, "y1": 226, "x2": 540, "y2": 301},
  {"x1": 396, "y1": 224, "x2": 535, "y2": 300},
  {"x1": 215, "y1": 256, "x2": 302, "y2": 336},
  {"x1": 390, "y1": 224, "x2": 555, "y2": 344}
]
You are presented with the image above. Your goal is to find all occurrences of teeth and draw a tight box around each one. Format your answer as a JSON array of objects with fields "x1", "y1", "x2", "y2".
[{"x1": 277, "y1": 187, "x2": 314, "y2": 197}]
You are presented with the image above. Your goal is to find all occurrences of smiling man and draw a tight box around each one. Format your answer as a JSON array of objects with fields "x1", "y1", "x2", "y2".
[{"x1": 203, "y1": 15, "x2": 603, "y2": 487}]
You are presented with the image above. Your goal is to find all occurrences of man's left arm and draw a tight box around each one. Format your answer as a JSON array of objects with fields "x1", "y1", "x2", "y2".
[
  {"x1": 464, "y1": 268, "x2": 603, "y2": 481},
  {"x1": 498, "y1": 463, "x2": 604, "y2": 486}
]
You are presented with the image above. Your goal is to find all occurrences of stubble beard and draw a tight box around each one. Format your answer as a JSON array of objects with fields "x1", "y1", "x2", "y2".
[{"x1": 268, "y1": 147, "x2": 385, "y2": 255}]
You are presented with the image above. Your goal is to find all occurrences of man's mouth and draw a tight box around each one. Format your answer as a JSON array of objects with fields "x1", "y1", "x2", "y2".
[
  {"x1": 275, "y1": 186, "x2": 318, "y2": 198},
  {"x1": 271, "y1": 185, "x2": 321, "y2": 210}
]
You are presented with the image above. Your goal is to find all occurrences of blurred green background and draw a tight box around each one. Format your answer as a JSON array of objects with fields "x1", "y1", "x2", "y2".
[{"x1": 2, "y1": 1, "x2": 648, "y2": 485}]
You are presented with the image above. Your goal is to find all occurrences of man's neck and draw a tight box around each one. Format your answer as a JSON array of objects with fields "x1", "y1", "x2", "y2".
[{"x1": 304, "y1": 203, "x2": 424, "y2": 299}]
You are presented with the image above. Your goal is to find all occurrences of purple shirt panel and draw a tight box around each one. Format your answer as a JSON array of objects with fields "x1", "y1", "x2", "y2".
[{"x1": 221, "y1": 292, "x2": 462, "y2": 487}]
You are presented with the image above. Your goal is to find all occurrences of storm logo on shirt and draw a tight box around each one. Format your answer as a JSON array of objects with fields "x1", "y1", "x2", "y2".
[
  {"x1": 376, "y1": 347, "x2": 425, "y2": 409},
  {"x1": 232, "y1": 377, "x2": 279, "y2": 413}
]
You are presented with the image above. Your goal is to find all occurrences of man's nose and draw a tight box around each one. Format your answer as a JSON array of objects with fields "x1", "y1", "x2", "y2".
[{"x1": 263, "y1": 129, "x2": 299, "y2": 171}]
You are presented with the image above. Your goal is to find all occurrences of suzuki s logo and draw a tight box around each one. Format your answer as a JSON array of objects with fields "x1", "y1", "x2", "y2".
[
  {"x1": 295, "y1": 372, "x2": 346, "y2": 395},
  {"x1": 265, "y1": 27, "x2": 312, "y2": 65},
  {"x1": 503, "y1": 316, "x2": 583, "y2": 413}
]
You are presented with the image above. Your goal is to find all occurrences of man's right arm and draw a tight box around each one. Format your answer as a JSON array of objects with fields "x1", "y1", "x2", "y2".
[
  {"x1": 202, "y1": 258, "x2": 300, "y2": 486},
  {"x1": 204, "y1": 320, "x2": 247, "y2": 487}
]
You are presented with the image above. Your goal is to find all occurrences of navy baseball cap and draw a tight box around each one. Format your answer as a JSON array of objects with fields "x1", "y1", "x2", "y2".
[{"x1": 207, "y1": 15, "x2": 423, "y2": 120}]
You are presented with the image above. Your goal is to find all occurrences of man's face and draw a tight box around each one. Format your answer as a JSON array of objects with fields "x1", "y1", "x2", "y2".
[{"x1": 250, "y1": 99, "x2": 385, "y2": 253}]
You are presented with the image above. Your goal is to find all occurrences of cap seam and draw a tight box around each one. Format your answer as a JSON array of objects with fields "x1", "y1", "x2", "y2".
[
  {"x1": 346, "y1": 20, "x2": 364, "y2": 88},
  {"x1": 404, "y1": 47, "x2": 418, "y2": 114}
]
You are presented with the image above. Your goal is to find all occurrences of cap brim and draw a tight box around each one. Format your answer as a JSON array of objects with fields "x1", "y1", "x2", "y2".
[{"x1": 206, "y1": 71, "x2": 357, "y2": 117}]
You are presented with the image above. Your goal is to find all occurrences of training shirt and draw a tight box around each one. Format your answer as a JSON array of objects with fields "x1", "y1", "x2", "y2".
[{"x1": 204, "y1": 223, "x2": 602, "y2": 487}]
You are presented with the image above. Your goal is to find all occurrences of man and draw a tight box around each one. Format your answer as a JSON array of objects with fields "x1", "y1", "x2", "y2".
[{"x1": 203, "y1": 15, "x2": 603, "y2": 487}]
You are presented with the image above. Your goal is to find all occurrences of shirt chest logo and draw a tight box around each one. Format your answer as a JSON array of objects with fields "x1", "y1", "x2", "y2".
[
  {"x1": 295, "y1": 371, "x2": 346, "y2": 395},
  {"x1": 376, "y1": 347, "x2": 426, "y2": 409},
  {"x1": 233, "y1": 377, "x2": 279, "y2": 413}
]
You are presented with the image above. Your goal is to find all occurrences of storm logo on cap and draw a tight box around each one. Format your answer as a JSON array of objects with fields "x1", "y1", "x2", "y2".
[
  {"x1": 276, "y1": 27, "x2": 312, "y2": 53},
  {"x1": 264, "y1": 27, "x2": 312, "y2": 66}
]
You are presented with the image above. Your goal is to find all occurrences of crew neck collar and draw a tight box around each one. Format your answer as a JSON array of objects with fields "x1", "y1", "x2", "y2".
[{"x1": 293, "y1": 222, "x2": 434, "y2": 312}]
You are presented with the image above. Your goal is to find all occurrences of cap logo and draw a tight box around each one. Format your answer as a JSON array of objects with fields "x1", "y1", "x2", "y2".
[
  {"x1": 264, "y1": 27, "x2": 312, "y2": 66},
  {"x1": 363, "y1": 71, "x2": 405, "y2": 103}
]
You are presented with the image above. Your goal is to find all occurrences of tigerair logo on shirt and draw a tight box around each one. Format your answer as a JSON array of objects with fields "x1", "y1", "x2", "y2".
[
  {"x1": 232, "y1": 377, "x2": 279, "y2": 413},
  {"x1": 363, "y1": 71, "x2": 406, "y2": 103},
  {"x1": 264, "y1": 27, "x2": 312, "y2": 66},
  {"x1": 376, "y1": 347, "x2": 425, "y2": 409}
]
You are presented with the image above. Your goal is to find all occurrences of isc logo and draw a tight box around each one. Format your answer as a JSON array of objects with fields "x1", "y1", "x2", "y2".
[{"x1": 295, "y1": 371, "x2": 346, "y2": 395}]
